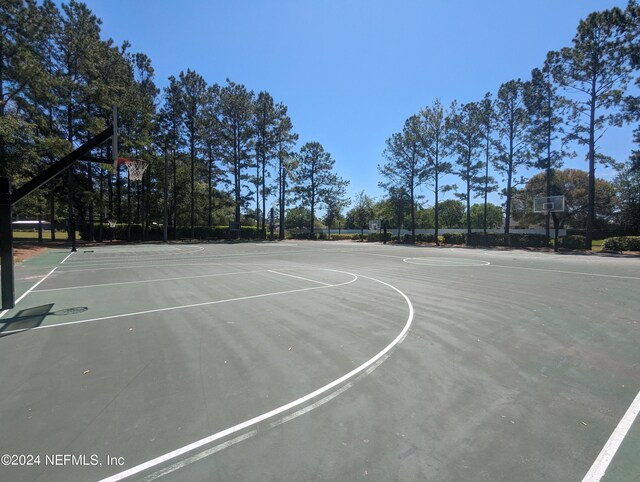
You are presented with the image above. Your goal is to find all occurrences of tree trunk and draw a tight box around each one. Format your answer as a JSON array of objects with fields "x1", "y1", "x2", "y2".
[
  {"x1": 208, "y1": 151, "x2": 212, "y2": 227},
  {"x1": 278, "y1": 152, "x2": 285, "y2": 240},
  {"x1": 586, "y1": 86, "x2": 597, "y2": 250},
  {"x1": 190, "y1": 139, "x2": 195, "y2": 239}
]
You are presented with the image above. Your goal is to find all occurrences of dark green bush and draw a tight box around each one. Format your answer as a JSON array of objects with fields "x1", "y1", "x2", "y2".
[
  {"x1": 367, "y1": 232, "x2": 392, "y2": 242},
  {"x1": 415, "y1": 233, "x2": 437, "y2": 243},
  {"x1": 442, "y1": 232, "x2": 466, "y2": 245},
  {"x1": 602, "y1": 236, "x2": 640, "y2": 252},
  {"x1": 325, "y1": 233, "x2": 353, "y2": 241},
  {"x1": 467, "y1": 233, "x2": 505, "y2": 247},
  {"x1": 560, "y1": 235, "x2": 586, "y2": 250},
  {"x1": 509, "y1": 234, "x2": 549, "y2": 248}
]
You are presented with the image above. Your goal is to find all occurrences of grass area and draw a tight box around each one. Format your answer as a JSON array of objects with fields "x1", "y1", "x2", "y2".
[
  {"x1": 592, "y1": 239, "x2": 604, "y2": 252},
  {"x1": 12, "y1": 230, "x2": 77, "y2": 241}
]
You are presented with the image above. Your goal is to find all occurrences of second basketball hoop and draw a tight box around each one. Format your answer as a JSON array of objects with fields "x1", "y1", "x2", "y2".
[{"x1": 118, "y1": 157, "x2": 148, "y2": 181}]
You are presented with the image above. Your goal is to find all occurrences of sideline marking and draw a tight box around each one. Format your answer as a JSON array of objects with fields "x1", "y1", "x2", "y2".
[
  {"x1": 97, "y1": 273, "x2": 414, "y2": 482},
  {"x1": 0, "y1": 272, "x2": 358, "y2": 335},
  {"x1": 582, "y1": 388, "x2": 640, "y2": 482},
  {"x1": 33, "y1": 269, "x2": 272, "y2": 293},
  {"x1": 403, "y1": 257, "x2": 490, "y2": 267},
  {"x1": 54, "y1": 248, "x2": 324, "y2": 272},
  {"x1": 0, "y1": 266, "x2": 58, "y2": 320},
  {"x1": 142, "y1": 350, "x2": 394, "y2": 481},
  {"x1": 60, "y1": 252, "x2": 75, "y2": 264},
  {"x1": 492, "y1": 264, "x2": 640, "y2": 281},
  {"x1": 268, "y1": 270, "x2": 333, "y2": 286}
]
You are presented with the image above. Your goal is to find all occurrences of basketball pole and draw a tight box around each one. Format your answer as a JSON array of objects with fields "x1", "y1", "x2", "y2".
[
  {"x1": 163, "y1": 147, "x2": 168, "y2": 243},
  {"x1": 0, "y1": 123, "x2": 115, "y2": 310},
  {"x1": 1, "y1": 177, "x2": 14, "y2": 309}
]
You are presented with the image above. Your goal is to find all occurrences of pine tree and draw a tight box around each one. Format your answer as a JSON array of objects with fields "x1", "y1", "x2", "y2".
[
  {"x1": 493, "y1": 80, "x2": 531, "y2": 241},
  {"x1": 547, "y1": 5, "x2": 631, "y2": 248},
  {"x1": 379, "y1": 114, "x2": 426, "y2": 243},
  {"x1": 449, "y1": 102, "x2": 484, "y2": 238},
  {"x1": 421, "y1": 99, "x2": 454, "y2": 244},
  {"x1": 216, "y1": 80, "x2": 254, "y2": 230},
  {"x1": 292, "y1": 141, "x2": 347, "y2": 236}
]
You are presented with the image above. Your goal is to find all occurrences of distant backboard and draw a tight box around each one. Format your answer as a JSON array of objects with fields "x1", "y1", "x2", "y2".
[{"x1": 533, "y1": 195, "x2": 565, "y2": 213}]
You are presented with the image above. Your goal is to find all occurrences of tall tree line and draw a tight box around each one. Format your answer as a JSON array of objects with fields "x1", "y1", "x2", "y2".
[
  {"x1": 2, "y1": 0, "x2": 353, "y2": 240},
  {"x1": 379, "y1": 1, "x2": 640, "y2": 245}
]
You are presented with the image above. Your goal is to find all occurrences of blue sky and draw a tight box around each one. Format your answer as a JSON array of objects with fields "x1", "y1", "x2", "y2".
[{"x1": 81, "y1": 0, "x2": 635, "y2": 208}]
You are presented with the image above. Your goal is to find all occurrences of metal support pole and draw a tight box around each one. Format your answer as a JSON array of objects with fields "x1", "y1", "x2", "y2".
[
  {"x1": 1, "y1": 177, "x2": 15, "y2": 310},
  {"x1": 552, "y1": 212, "x2": 559, "y2": 253},
  {"x1": 163, "y1": 148, "x2": 168, "y2": 243},
  {"x1": 269, "y1": 207, "x2": 274, "y2": 241}
]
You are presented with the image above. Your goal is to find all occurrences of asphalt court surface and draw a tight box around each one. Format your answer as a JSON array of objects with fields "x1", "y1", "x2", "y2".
[{"x1": 0, "y1": 241, "x2": 639, "y2": 481}]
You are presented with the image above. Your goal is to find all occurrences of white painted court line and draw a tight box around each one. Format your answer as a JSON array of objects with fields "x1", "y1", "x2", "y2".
[
  {"x1": 60, "y1": 252, "x2": 75, "y2": 264},
  {"x1": 403, "y1": 257, "x2": 490, "y2": 266},
  {"x1": 97, "y1": 273, "x2": 413, "y2": 482},
  {"x1": 0, "y1": 266, "x2": 58, "y2": 320},
  {"x1": 582, "y1": 388, "x2": 640, "y2": 482},
  {"x1": 55, "y1": 249, "x2": 324, "y2": 272},
  {"x1": 492, "y1": 264, "x2": 640, "y2": 281},
  {"x1": 142, "y1": 347, "x2": 393, "y2": 481},
  {"x1": 32, "y1": 269, "x2": 272, "y2": 293},
  {"x1": 268, "y1": 270, "x2": 333, "y2": 286},
  {"x1": 0, "y1": 272, "x2": 359, "y2": 335}
]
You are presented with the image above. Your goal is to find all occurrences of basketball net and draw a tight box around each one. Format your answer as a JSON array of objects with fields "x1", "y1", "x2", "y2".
[{"x1": 117, "y1": 157, "x2": 148, "y2": 181}]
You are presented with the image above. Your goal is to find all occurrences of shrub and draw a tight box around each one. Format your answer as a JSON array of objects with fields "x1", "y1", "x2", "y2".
[
  {"x1": 325, "y1": 233, "x2": 353, "y2": 241},
  {"x1": 442, "y1": 232, "x2": 466, "y2": 245},
  {"x1": 415, "y1": 233, "x2": 437, "y2": 243},
  {"x1": 509, "y1": 234, "x2": 549, "y2": 248},
  {"x1": 560, "y1": 235, "x2": 586, "y2": 250},
  {"x1": 367, "y1": 232, "x2": 393, "y2": 243},
  {"x1": 467, "y1": 233, "x2": 505, "y2": 247},
  {"x1": 602, "y1": 236, "x2": 640, "y2": 252}
]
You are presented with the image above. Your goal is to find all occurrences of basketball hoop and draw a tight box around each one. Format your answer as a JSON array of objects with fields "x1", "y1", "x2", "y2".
[
  {"x1": 107, "y1": 218, "x2": 117, "y2": 229},
  {"x1": 118, "y1": 157, "x2": 148, "y2": 181}
]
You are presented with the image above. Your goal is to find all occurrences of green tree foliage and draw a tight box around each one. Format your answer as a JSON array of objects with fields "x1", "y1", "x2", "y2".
[
  {"x1": 159, "y1": 76, "x2": 185, "y2": 232},
  {"x1": 512, "y1": 169, "x2": 617, "y2": 229},
  {"x1": 275, "y1": 115, "x2": 298, "y2": 240},
  {"x1": 493, "y1": 79, "x2": 531, "y2": 239},
  {"x1": 379, "y1": 114, "x2": 426, "y2": 242},
  {"x1": 323, "y1": 181, "x2": 350, "y2": 236},
  {"x1": 421, "y1": 98, "x2": 454, "y2": 243},
  {"x1": 284, "y1": 205, "x2": 311, "y2": 230},
  {"x1": 375, "y1": 187, "x2": 410, "y2": 236},
  {"x1": 613, "y1": 161, "x2": 640, "y2": 233},
  {"x1": 449, "y1": 101, "x2": 484, "y2": 236},
  {"x1": 524, "y1": 63, "x2": 572, "y2": 239},
  {"x1": 292, "y1": 141, "x2": 347, "y2": 235},
  {"x1": 437, "y1": 199, "x2": 465, "y2": 229},
  {"x1": 177, "y1": 69, "x2": 207, "y2": 237},
  {"x1": 477, "y1": 93, "x2": 499, "y2": 235},
  {"x1": 625, "y1": 1, "x2": 640, "y2": 171},
  {"x1": 252, "y1": 91, "x2": 278, "y2": 231},
  {"x1": 346, "y1": 191, "x2": 374, "y2": 238},
  {"x1": 2, "y1": 0, "x2": 315, "y2": 242},
  {"x1": 215, "y1": 79, "x2": 255, "y2": 226},
  {"x1": 469, "y1": 203, "x2": 503, "y2": 229},
  {"x1": 547, "y1": 4, "x2": 632, "y2": 247}
]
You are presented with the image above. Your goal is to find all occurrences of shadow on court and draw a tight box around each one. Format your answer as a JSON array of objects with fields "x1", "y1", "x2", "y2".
[{"x1": 0, "y1": 304, "x2": 88, "y2": 336}]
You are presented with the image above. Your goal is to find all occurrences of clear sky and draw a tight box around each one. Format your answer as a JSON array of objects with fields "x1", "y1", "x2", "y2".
[{"x1": 79, "y1": 0, "x2": 635, "y2": 208}]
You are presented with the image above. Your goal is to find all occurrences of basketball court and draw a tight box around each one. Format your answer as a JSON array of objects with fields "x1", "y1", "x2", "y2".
[{"x1": 0, "y1": 241, "x2": 638, "y2": 481}]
